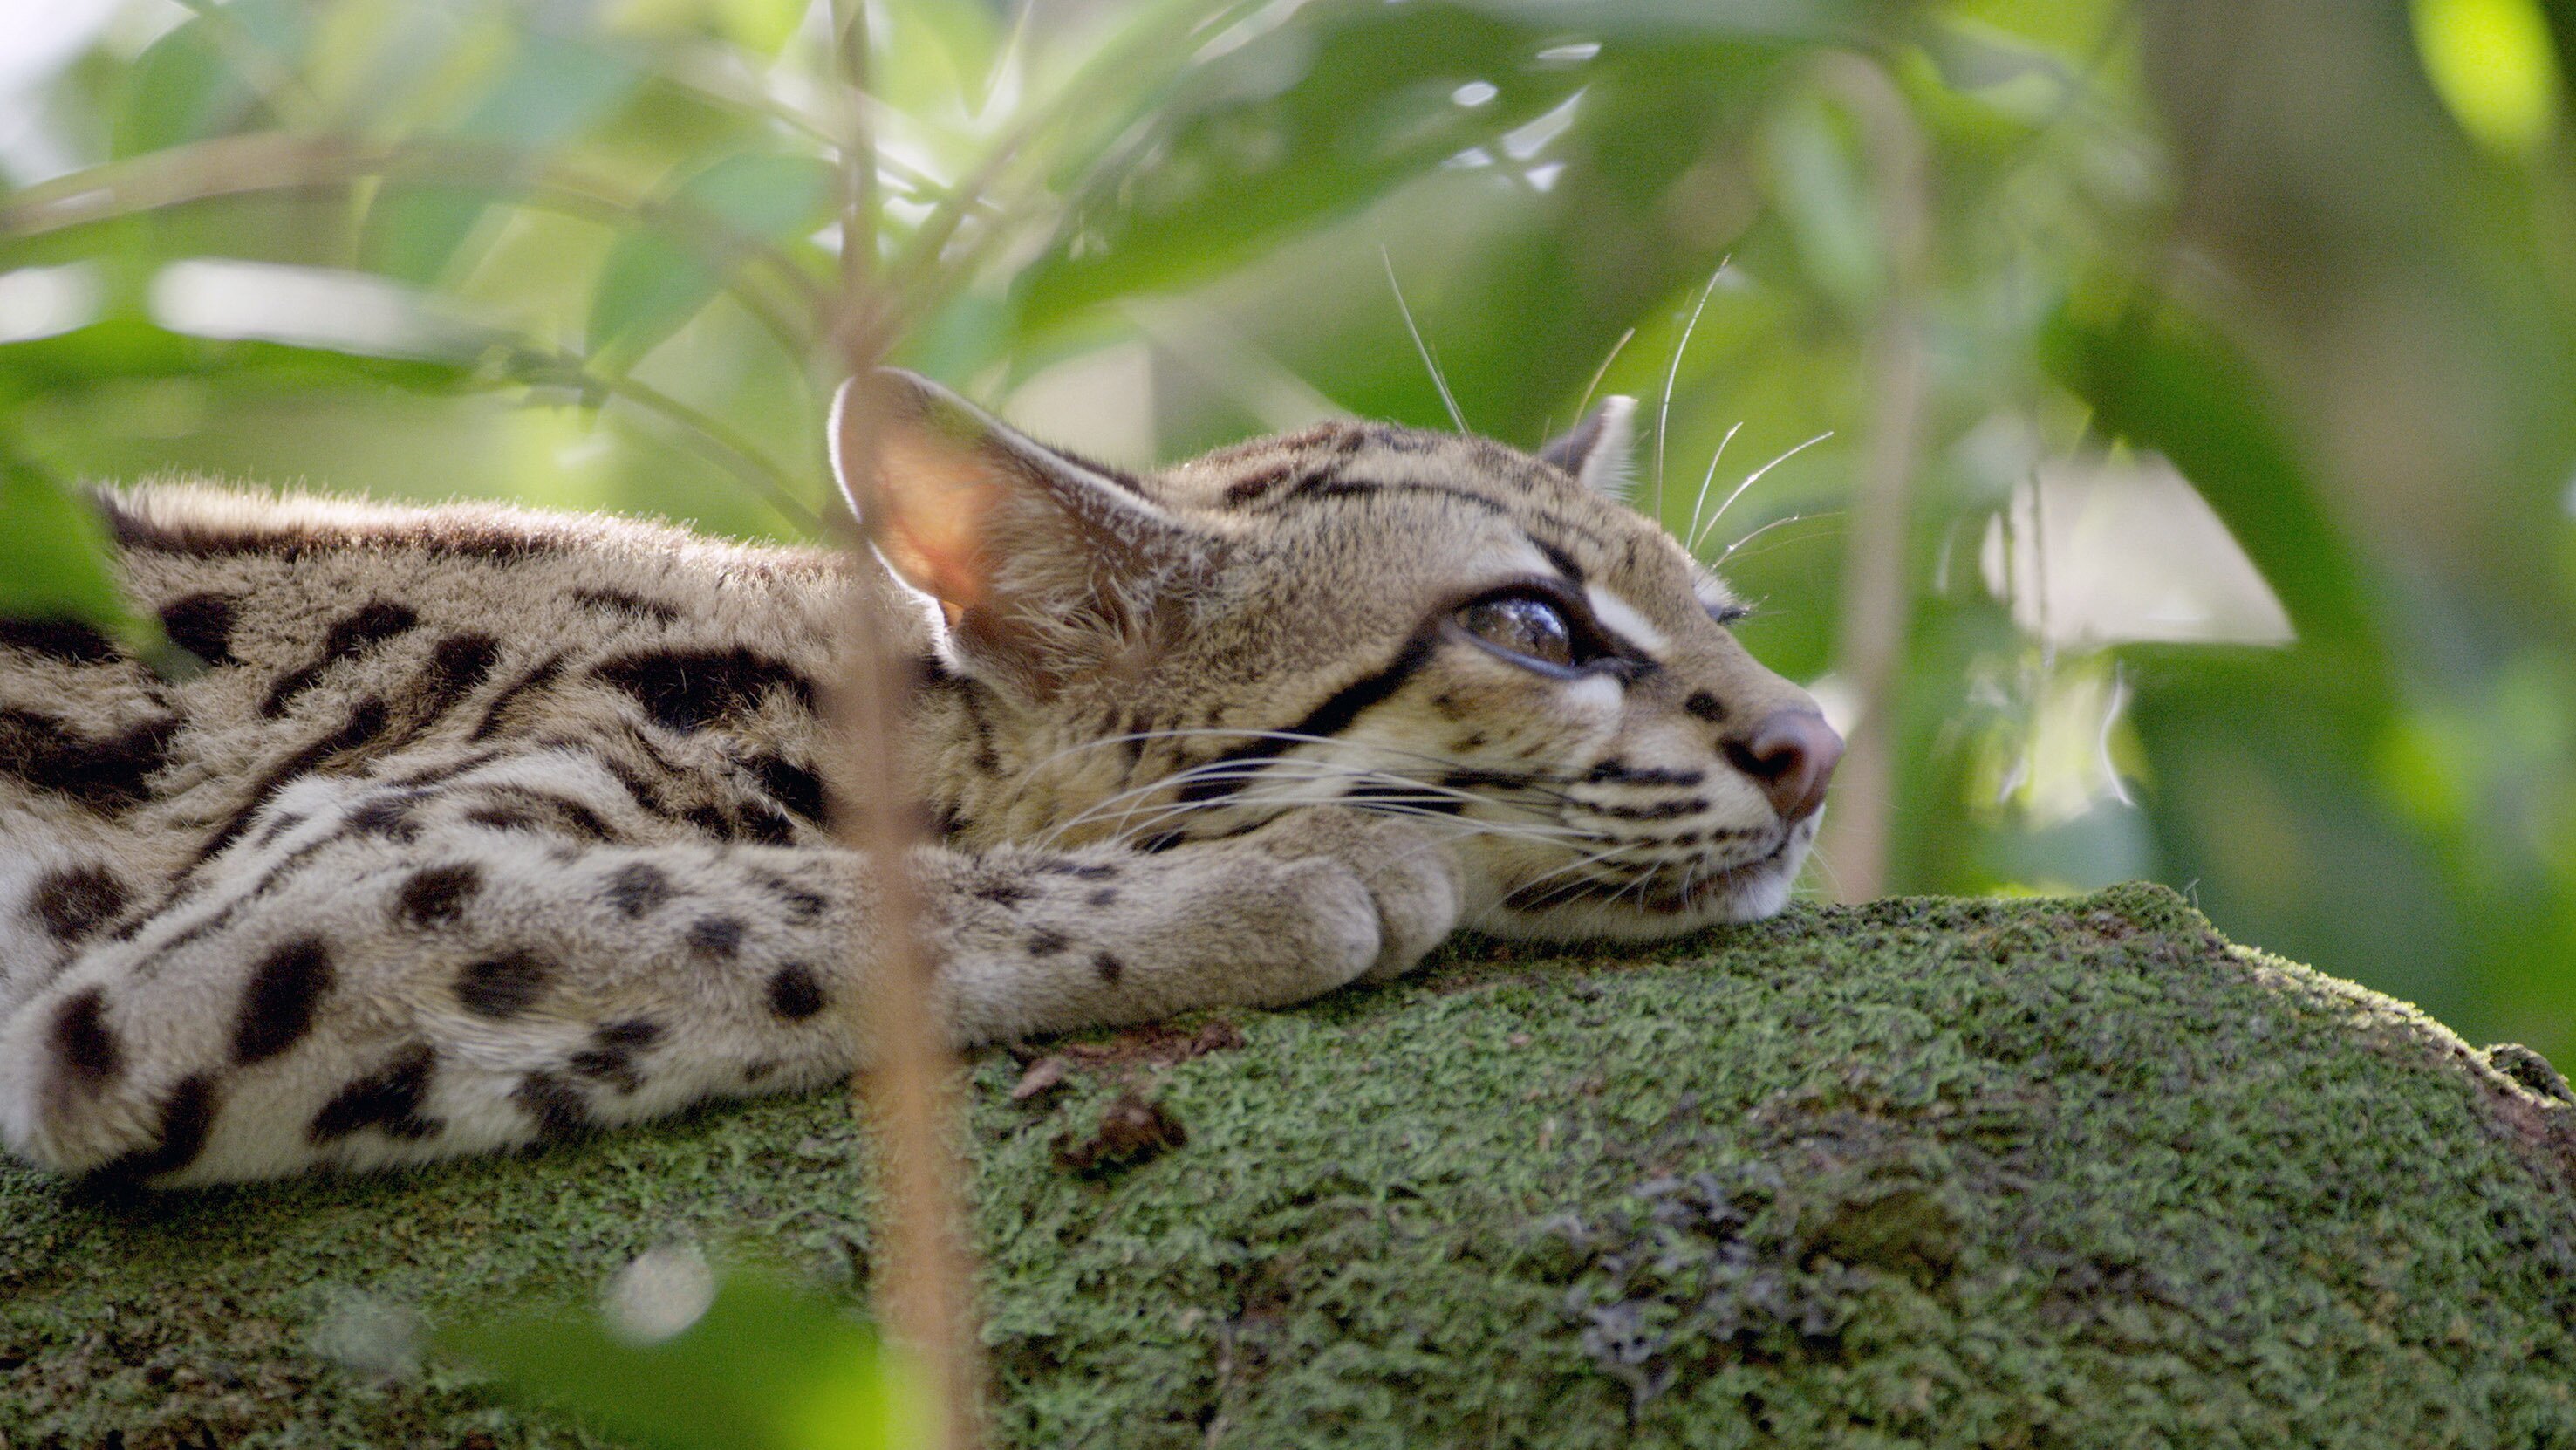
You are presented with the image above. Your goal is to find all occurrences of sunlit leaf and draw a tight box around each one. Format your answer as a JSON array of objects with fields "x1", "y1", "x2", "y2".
[
  {"x1": 587, "y1": 152, "x2": 835, "y2": 361},
  {"x1": 446, "y1": 1274, "x2": 934, "y2": 1450},
  {"x1": 2411, "y1": 0, "x2": 2562, "y2": 155}
]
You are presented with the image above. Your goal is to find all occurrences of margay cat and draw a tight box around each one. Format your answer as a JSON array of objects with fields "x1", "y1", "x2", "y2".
[{"x1": 0, "y1": 373, "x2": 1840, "y2": 1187}]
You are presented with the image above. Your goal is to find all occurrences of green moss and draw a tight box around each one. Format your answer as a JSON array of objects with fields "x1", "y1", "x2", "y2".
[{"x1": 6, "y1": 884, "x2": 2574, "y2": 1447}]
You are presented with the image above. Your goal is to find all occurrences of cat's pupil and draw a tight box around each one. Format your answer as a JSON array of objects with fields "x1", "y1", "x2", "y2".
[{"x1": 1460, "y1": 596, "x2": 1574, "y2": 667}]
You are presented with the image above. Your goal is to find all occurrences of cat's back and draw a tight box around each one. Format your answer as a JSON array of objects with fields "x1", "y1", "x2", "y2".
[{"x1": 2, "y1": 483, "x2": 857, "y2": 893}]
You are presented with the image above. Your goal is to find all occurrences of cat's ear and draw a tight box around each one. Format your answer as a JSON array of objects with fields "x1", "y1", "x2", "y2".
[
  {"x1": 832, "y1": 369, "x2": 1211, "y2": 700},
  {"x1": 1538, "y1": 396, "x2": 1637, "y2": 498}
]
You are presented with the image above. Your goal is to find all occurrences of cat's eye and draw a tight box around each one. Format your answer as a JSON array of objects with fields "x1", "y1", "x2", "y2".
[{"x1": 1457, "y1": 594, "x2": 1577, "y2": 668}]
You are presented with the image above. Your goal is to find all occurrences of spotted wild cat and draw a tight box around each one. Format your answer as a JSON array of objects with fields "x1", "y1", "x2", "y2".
[{"x1": 0, "y1": 372, "x2": 1840, "y2": 1185}]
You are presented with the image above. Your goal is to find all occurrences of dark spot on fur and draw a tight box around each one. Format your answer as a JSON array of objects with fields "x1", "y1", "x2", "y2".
[
  {"x1": 456, "y1": 950, "x2": 553, "y2": 1018},
  {"x1": 468, "y1": 651, "x2": 566, "y2": 741},
  {"x1": 102, "y1": 491, "x2": 570, "y2": 562},
  {"x1": 309, "y1": 1043, "x2": 441, "y2": 1143},
  {"x1": 260, "y1": 600, "x2": 418, "y2": 718},
  {"x1": 1684, "y1": 692, "x2": 1725, "y2": 724},
  {"x1": 767, "y1": 964, "x2": 825, "y2": 1021},
  {"x1": 1087, "y1": 887, "x2": 1118, "y2": 908},
  {"x1": 419, "y1": 633, "x2": 503, "y2": 721},
  {"x1": 0, "y1": 617, "x2": 120, "y2": 666},
  {"x1": 570, "y1": 587, "x2": 681, "y2": 623},
  {"x1": 0, "y1": 708, "x2": 178, "y2": 816},
  {"x1": 522, "y1": 790, "x2": 618, "y2": 841},
  {"x1": 51, "y1": 987, "x2": 121, "y2": 1084},
  {"x1": 157, "y1": 592, "x2": 240, "y2": 667},
  {"x1": 1093, "y1": 952, "x2": 1124, "y2": 985},
  {"x1": 743, "y1": 1058, "x2": 778, "y2": 1084},
  {"x1": 738, "y1": 804, "x2": 798, "y2": 845},
  {"x1": 567, "y1": 1047, "x2": 640, "y2": 1092},
  {"x1": 594, "y1": 753, "x2": 680, "y2": 821},
  {"x1": 1221, "y1": 462, "x2": 1296, "y2": 505},
  {"x1": 391, "y1": 749, "x2": 502, "y2": 790},
  {"x1": 974, "y1": 879, "x2": 1034, "y2": 907},
  {"x1": 254, "y1": 811, "x2": 307, "y2": 847},
  {"x1": 396, "y1": 862, "x2": 481, "y2": 927},
  {"x1": 31, "y1": 865, "x2": 126, "y2": 943},
  {"x1": 464, "y1": 805, "x2": 538, "y2": 832},
  {"x1": 568, "y1": 1021, "x2": 660, "y2": 1094},
  {"x1": 591, "y1": 647, "x2": 817, "y2": 732},
  {"x1": 232, "y1": 938, "x2": 335, "y2": 1065},
  {"x1": 1039, "y1": 862, "x2": 1119, "y2": 879},
  {"x1": 597, "y1": 1018, "x2": 662, "y2": 1048},
  {"x1": 1455, "y1": 731, "x2": 1488, "y2": 751},
  {"x1": 763, "y1": 876, "x2": 827, "y2": 922},
  {"x1": 1027, "y1": 929, "x2": 1069, "y2": 958},
  {"x1": 513, "y1": 1071, "x2": 593, "y2": 1142},
  {"x1": 343, "y1": 791, "x2": 421, "y2": 842},
  {"x1": 687, "y1": 916, "x2": 746, "y2": 960},
  {"x1": 605, "y1": 862, "x2": 673, "y2": 918},
  {"x1": 192, "y1": 696, "x2": 389, "y2": 865},
  {"x1": 682, "y1": 804, "x2": 735, "y2": 838},
  {"x1": 97, "y1": 1074, "x2": 218, "y2": 1182},
  {"x1": 748, "y1": 754, "x2": 830, "y2": 824},
  {"x1": 1140, "y1": 831, "x2": 1186, "y2": 853}
]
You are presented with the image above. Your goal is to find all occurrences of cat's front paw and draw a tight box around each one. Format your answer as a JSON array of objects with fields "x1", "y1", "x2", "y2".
[{"x1": 1243, "y1": 807, "x2": 1462, "y2": 985}]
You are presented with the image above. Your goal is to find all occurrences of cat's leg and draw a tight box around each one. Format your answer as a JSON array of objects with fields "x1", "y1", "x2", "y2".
[{"x1": 0, "y1": 777, "x2": 1456, "y2": 1186}]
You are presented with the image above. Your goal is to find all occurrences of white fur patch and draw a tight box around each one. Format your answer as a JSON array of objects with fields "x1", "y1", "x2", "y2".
[
  {"x1": 1561, "y1": 673, "x2": 1623, "y2": 715},
  {"x1": 1585, "y1": 585, "x2": 1667, "y2": 656}
]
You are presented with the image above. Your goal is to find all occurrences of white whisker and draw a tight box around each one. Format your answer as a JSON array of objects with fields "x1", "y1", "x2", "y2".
[
  {"x1": 1381, "y1": 245, "x2": 1466, "y2": 434},
  {"x1": 1713, "y1": 510, "x2": 1844, "y2": 568},
  {"x1": 1691, "y1": 430, "x2": 1832, "y2": 555},
  {"x1": 1682, "y1": 420, "x2": 1744, "y2": 554},
  {"x1": 1575, "y1": 326, "x2": 1636, "y2": 418},
  {"x1": 1655, "y1": 257, "x2": 1728, "y2": 523}
]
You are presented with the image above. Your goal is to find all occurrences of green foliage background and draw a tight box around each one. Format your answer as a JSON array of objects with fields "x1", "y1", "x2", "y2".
[{"x1": 3, "y1": 0, "x2": 2573, "y2": 1060}]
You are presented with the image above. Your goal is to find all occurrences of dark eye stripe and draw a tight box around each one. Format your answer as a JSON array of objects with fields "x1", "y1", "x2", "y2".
[{"x1": 1170, "y1": 627, "x2": 1443, "y2": 807}]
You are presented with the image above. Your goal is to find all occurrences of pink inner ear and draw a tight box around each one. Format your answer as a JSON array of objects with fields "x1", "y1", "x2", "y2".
[{"x1": 872, "y1": 427, "x2": 1005, "y2": 611}]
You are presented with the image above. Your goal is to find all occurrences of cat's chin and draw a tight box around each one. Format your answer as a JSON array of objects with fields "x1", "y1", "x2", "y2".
[{"x1": 1461, "y1": 820, "x2": 1815, "y2": 944}]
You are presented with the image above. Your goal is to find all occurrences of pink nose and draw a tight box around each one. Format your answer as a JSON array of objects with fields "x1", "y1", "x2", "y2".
[{"x1": 1724, "y1": 709, "x2": 1843, "y2": 824}]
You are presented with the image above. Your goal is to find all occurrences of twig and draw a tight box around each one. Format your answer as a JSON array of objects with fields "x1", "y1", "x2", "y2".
[
  {"x1": 823, "y1": 4, "x2": 981, "y2": 1447},
  {"x1": 0, "y1": 133, "x2": 828, "y2": 359},
  {"x1": 1813, "y1": 55, "x2": 1932, "y2": 903}
]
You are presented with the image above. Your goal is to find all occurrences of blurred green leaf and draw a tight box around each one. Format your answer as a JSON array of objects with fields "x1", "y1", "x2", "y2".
[
  {"x1": 1766, "y1": 96, "x2": 1883, "y2": 316},
  {"x1": 0, "y1": 448, "x2": 185, "y2": 672},
  {"x1": 446, "y1": 1273, "x2": 933, "y2": 1450},
  {"x1": 0, "y1": 318, "x2": 490, "y2": 407},
  {"x1": 1015, "y1": 0, "x2": 1858, "y2": 337},
  {"x1": 2045, "y1": 299, "x2": 2384, "y2": 660},
  {"x1": 113, "y1": 17, "x2": 272, "y2": 159},
  {"x1": 606, "y1": 0, "x2": 808, "y2": 55},
  {"x1": 362, "y1": 31, "x2": 647, "y2": 284},
  {"x1": 587, "y1": 152, "x2": 835, "y2": 362}
]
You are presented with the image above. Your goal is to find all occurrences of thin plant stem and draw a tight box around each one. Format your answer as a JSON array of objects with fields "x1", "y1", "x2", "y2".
[
  {"x1": 0, "y1": 133, "x2": 828, "y2": 359},
  {"x1": 1812, "y1": 55, "x2": 1931, "y2": 903},
  {"x1": 824, "y1": 4, "x2": 981, "y2": 1447}
]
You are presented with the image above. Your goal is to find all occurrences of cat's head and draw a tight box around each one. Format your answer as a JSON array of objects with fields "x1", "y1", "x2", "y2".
[{"x1": 837, "y1": 370, "x2": 1841, "y2": 940}]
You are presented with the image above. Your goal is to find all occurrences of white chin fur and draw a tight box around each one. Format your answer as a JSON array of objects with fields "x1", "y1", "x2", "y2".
[{"x1": 1464, "y1": 824, "x2": 1813, "y2": 944}]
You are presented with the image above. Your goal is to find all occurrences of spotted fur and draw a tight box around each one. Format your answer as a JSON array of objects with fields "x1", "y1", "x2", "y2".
[{"x1": 0, "y1": 373, "x2": 1834, "y2": 1185}]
